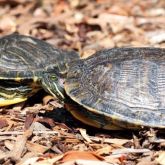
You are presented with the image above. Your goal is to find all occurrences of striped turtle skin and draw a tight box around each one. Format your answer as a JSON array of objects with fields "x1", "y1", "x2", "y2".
[
  {"x1": 64, "y1": 47, "x2": 165, "y2": 129},
  {"x1": 0, "y1": 33, "x2": 79, "y2": 106}
]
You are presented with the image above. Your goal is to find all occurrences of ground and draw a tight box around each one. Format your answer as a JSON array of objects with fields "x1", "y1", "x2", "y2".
[{"x1": 0, "y1": 0, "x2": 165, "y2": 164}]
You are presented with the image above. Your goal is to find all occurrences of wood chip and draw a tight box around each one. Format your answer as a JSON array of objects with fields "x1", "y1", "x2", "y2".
[{"x1": 78, "y1": 128, "x2": 92, "y2": 143}]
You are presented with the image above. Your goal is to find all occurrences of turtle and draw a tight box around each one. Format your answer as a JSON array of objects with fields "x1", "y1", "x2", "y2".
[
  {"x1": 0, "y1": 33, "x2": 79, "y2": 106},
  {"x1": 46, "y1": 47, "x2": 165, "y2": 130}
]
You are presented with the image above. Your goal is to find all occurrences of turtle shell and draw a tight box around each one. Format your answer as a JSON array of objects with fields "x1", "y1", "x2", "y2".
[
  {"x1": 65, "y1": 47, "x2": 165, "y2": 129},
  {"x1": 0, "y1": 33, "x2": 78, "y2": 82}
]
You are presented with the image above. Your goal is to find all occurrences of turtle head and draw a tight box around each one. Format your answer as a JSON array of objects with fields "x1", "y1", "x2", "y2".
[
  {"x1": 41, "y1": 72, "x2": 65, "y2": 101},
  {"x1": 42, "y1": 50, "x2": 80, "y2": 102}
]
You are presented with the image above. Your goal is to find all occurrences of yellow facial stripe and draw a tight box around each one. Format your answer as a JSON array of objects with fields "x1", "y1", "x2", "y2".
[
  {"x1": 54, "y1": 83, "x2": 65, "y2": 99},
  {"x1": 0, "y1": 92, "x2": 16, "y2": 99},
  {"x1": 33, "y1": 76, "x2": 38, "y2": 83},
  {"x1": 15, "y1": 77, "x2": 22, "y2": 82},
  {"x1": 0, "y1": 97, "x2": 27, "y2": 107}
]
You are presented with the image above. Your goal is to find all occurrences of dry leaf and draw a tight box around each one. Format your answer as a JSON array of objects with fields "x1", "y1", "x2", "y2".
[
  {"x1": 62, "y1": 159, "x2": 113, "y2": 165},
  {"x1": 91, "y1": 136, "x2": 132, "y2": 146},
  {"x1": 24, "y1": 113, "x2": 35, "y2": 130},
  {"x1": 26, "y1": 141, "x2": 50, "y2": 154},
  {"x1": 112, "y1": 148, "x2": 150, "y2": 155},
  {"x1": 43, "y1": 95, "x2": 55, "y2": 105},
  {"x1": 156, "y1": 151, "x2": 165, "y2": 165},
  {"x1": 21, "y1": 154, "x2": 64, "y2": 165},
  {"x1": 0, "y1": 118, "x2": 8, "y2": 129},
  {"x1": 61, "y1": 151, "x2": 104, "y2": 163},
  {"x1": 145, "y1": 30, "x2": 165, "y2": 44},
  {"x1": 95, "y1": 145, "x2": 113, "y2": 155}
]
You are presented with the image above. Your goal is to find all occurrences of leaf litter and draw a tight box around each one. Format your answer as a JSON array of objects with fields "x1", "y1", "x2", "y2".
[{"x1": 0, "y1": 0, "x2": 165, "y2": 164}]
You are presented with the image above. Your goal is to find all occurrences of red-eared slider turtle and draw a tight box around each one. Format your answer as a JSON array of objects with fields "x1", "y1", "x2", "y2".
[
  {"x1": 48, "y1": 47, "x2": 165, "y2": 129},
  {"x1": 0, "y1": 33, "x2": 79, "y2": 106}
]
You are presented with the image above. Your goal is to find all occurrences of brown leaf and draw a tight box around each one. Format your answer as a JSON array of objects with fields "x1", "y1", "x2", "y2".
[
  {"x1": 112, "y1": 148, "x2": 150, "y2": 155},
  {"x1": 21, "y1": 154, "x2": 64, "y2": 165},
  {"x1": 43, "y1": 95, "x2": 55, "y2": 105},
  {"x1": 61, "y1": 151, "x2": 105, "y2": 163},
  {"x1": 104, "y1": 154, "x2": 124, "y2": 165},
  {"x1": 145, "y1": 30, "x2": 165, "y2": 44},
  {"x1": 87, "y1": 13, "x2": 135, "y2": 33},
  {"x1": 81, "y1": 49, "x2": 96, "y2": 59},
  {"x1": 0, "y1": 130, "x2": 32, "y2": 161},
  {"x1": 30, "y1": 122, "x2": 51, "y2": 132},
  {"x1": 35, "y1": 117, "x2": 55, "y2": 128},
  {"x1": 99, "y1": 37, "x2": 115, "y2": 48},
  {"x1": 91, "y1": 136, "x2": 132, "y2": 146},
  {"x1": 137, "y1": 152, "x2": 156, "y2": 165},
  {"x1": 95, "y1": 145, "x2": 113, "y2": 155},
  {"x1": 156, "y1": 151, "x2": 165, "y2": 165},
  {"x1": 0, "y1": 15, "x2": 16, "y2": 32},
  {"x1": 0, "y1": 118, "x2": 8, "y2": 129},
  {"x1": 26, "y1": 141, "x2": 50, "y2": 154},
  {"x1": 62, "y1": 159, "x2": 112, "y2": 165},
  {"x1": 24, "y1": 113, "x2": 35, "y2": 130},
  {"x1": 4, "y1": 140, "x2": 14, "y2": 151},
  {"x1": 9, "y1": 130, "x2": 32, "y2": 160}
]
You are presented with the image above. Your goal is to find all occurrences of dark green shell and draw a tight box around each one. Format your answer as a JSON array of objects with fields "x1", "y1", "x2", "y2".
[
  {"x1": 0, "y1": 33, "x2": 78, "y2": 81},
  {"x1": 65, "y1": 47, "x2": 165, "y2": 129}
]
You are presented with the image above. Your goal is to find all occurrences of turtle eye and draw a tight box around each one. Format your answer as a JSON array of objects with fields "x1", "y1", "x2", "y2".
[{"x1": 51, "y1": 75, "x2": 58, "y2": 81}]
